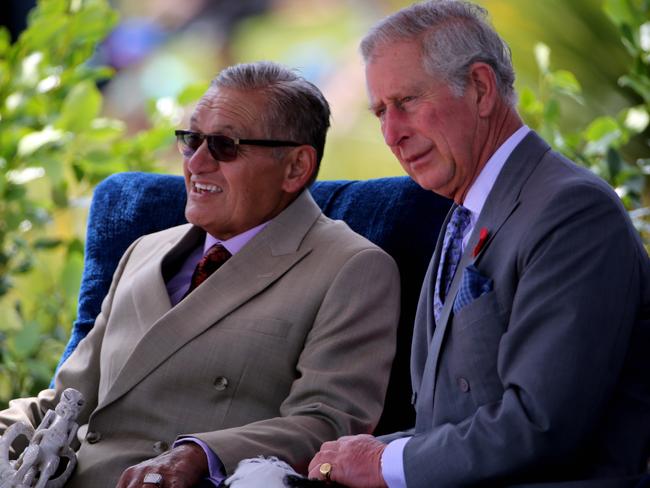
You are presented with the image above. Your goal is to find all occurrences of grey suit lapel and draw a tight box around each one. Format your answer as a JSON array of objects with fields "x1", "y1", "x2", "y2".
[
  {"x1": 97, "y1": 190, "x2": 322, "y2": 411},
  {"x1": 418, "y1": 131, "x2": 551, "y2": 426}
]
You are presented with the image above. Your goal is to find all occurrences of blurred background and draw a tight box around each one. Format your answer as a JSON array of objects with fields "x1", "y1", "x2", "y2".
[{"x1": 0, "y1": 0, "x2": 648, "y2": 404}]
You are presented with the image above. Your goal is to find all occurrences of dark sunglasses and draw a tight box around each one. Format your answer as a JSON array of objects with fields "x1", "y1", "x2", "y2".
[{"x1": 175, "y1": 130, "x2": 303, "y2": 162}]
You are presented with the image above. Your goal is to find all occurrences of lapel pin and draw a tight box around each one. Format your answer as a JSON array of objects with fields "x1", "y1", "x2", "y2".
[{"x1": 473, "y1": 227, "x2": 489, "y2": 257}]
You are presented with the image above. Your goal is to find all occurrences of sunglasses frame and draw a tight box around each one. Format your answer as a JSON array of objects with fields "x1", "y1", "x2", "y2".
[{"x1": 175, "y1": 130, "x2": 303, "y2": 162}]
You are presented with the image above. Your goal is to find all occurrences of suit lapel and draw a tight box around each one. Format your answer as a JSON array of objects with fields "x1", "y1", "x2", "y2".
[
  {"x1": 129, "y1": 225, "x2": 202, "y2": 333},
  {"x1": 97, "y1": 190, "x2": 322, "y2": 411},
  {"x1": 419, "y1": 131, "x2": 551, "y2": 423}
]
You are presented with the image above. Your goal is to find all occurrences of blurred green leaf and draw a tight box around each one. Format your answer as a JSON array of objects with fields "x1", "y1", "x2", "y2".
[
  {"x1": 33, "y1": 238, "x2": 63, "y2": 250},
  {"x1": 543, "y1": 98, "x2": 560, "y2": 124},
  {"x1": 519, "y1": 87, "x2": 543, "y2": 115},
  {"x1": 0, "y1": 27, "x2": 10, "y2": 55},
  {"x1": 551, "y1": 70, "x2": 581, "y2": 95},
  {"x1": 60, "y1": 251, "x2": 83, "y2": 299},
  {"x1": 607, "y1": 147, "x2": 623, "y2": 179},
  {"x1": 584, "y1": 116, "x2": 620, "y2": 141},
  {"x1": 17, "y1": 127, "x2": 65, "y2": 157},
  {"x1": 177, "y1": 81, "x2": 211, "y2": 105},
  {"x1": 55, "y1": 81, "x2": 102, "y2": 132},
  {"x1": 10, "y1": 321, "x2": 41, "y2": 359},
  {"x1": 619, "y1": 73, "x2": 650, "y2": 102},
  {"x1": 534, "y1": 43, "x2": 551, "y2": 73},
  {"x1": 603, "y1": 0, "x2": 638, "y2": 28}
]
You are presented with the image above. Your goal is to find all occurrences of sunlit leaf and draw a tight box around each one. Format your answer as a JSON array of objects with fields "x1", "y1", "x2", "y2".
[
  {"x1": 584, "y1": 116, "x2": 620, "y2": 141},
  {"x1": 6, "y1": 167, "x2": 45, "y2": 184},
  {"x1": 534, "y1": 43, "x2": 550, "y2": 73},
  {"x1": 641, "y1": 22, "x2": 650, "y2": 51},
  {"x1": 17, "y1": 127, "x2": 65, "y2": 157},
  {"x1": 518, "y1": 87, "x2": 543, "y2": 114},
  {"x1": 624, "y1": 106, "x2": 650, "y2": 132},
  {"x1": 56, "y1": 81, "x2": 102, "y2": 132}
]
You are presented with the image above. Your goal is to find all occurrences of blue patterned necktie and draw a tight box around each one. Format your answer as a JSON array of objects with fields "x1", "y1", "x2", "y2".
[{"x1": 434, "y1": 205, "x2": 471, "y2": 323}]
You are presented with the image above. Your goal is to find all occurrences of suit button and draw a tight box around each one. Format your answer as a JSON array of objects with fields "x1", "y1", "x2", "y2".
[
  {"x1": 77, "y1": 424, "x2": 88, "y2": 443},
  {"x1": 86, "y1": 431, "x2": 102, "y2": 444},
  {"x1": 457, "y1": 377, "x2": 470, "y2": 393},
  {"x1": 214, "y1": 376, "x2": 229, "y2": 391},
  {"x1": 153, "y1": 441, "x2": 169, "y2": 454}
]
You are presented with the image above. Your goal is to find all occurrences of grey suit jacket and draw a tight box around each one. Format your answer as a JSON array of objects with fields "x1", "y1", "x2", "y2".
[
  {"x1": 401, "y1": 132, "x2": 650, "y2": 487},
  {"x1": 0, "y1": 190, "x2": 400, "y2": 488}
]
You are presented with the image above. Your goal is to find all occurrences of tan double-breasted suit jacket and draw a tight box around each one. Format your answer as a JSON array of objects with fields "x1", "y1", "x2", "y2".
[{"x1": 1, "y1": 190, "x2": 400, "y2": 487}]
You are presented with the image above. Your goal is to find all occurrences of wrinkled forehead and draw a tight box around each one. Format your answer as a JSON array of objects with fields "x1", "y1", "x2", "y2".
[
  {"x1": 190, "y1": 87, "x2": 270, "y2": 136},
  {"x1": 365, "y1": 41, "x2": 430, "y2": 99}
]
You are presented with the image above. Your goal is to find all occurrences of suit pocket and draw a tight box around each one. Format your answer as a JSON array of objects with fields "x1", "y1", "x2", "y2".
[
  {"x1": 219, "y1": 317, "x2": 293, "y2": 338},
  {"x1": 451, "y1": 290, "x2": 507, "y2": 406}
]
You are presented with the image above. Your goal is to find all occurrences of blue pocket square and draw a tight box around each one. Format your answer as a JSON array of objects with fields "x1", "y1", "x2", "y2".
[{"x1": 453, "y1": 265, "x2": 493, "y2": 314}]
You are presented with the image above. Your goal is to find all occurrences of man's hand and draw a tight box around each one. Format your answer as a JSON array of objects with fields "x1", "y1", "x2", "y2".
[
  {"x1": 116, "y1": 443, "x2": 208, "y2": 488},
  {"x1": 307, "y1": 434, "x2": 387, "y2": 488}
]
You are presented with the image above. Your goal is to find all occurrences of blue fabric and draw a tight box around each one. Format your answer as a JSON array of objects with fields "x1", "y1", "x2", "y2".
[
  {"x1": 55, "y1": 171, "x2": 452, "y2": 435},
  {"x1": 433, "y1": 205, "x2": 471, "y2": 324},
  {"x1": 453, "y1": 264, "x2": 493, "y2": 315}
]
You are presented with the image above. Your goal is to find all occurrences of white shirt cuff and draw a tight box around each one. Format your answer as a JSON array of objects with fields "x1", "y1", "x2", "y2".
[{"x1": 381, "y1": 437, "x2": 410, "y2": 488}]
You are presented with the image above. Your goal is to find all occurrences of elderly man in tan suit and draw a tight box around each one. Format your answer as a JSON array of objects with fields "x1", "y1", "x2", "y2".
[{"x1": 0, "y1": 61, "x2": 400, "y2": 488}]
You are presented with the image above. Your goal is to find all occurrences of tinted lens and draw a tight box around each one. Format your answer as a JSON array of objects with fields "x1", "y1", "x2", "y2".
[
  {"x1": 207, "y1": 135, "x2": 238, "y2": 162},
  {"x1": 176, "y1": 131, "x2": 203, "y2": 158}
]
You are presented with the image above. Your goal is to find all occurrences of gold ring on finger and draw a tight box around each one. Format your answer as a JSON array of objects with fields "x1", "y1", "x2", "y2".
[{"x1": 319, "y1": 462, "x2": 332, "y2": 481}]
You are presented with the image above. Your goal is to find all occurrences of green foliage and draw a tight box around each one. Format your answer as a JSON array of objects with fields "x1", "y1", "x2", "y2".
[
  {"x1": 0, "y1": 0, "x2": 180, "y2": 406},
  {"x1": 519, "y1": 0, "x2": 650, "y2": 247}
]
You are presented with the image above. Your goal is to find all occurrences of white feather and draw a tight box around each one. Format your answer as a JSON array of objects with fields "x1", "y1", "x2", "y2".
[{"x1": 225, "y1": 456, "x2": 299, "y2": 488}]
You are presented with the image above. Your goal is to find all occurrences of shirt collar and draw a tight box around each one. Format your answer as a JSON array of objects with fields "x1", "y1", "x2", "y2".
[
  {"x1": 463, "y1": 125, "x2": 530, "y2": 224},
  {"x1": 204, "y1": 221, "x2": 269, "y2": 256}
]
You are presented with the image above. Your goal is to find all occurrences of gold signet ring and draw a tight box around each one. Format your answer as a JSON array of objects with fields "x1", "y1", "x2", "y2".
[{"x1": 319, "y1": 462, "x2": 332, "y2": 481}]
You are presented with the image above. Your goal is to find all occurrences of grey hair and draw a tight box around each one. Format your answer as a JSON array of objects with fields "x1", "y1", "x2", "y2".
[
  {"x1": 211, "y1": 61, "x2": 331, "y2": 184},
  {"x1": 360, "y1": 0, "x2": 516, "y2": 106}
]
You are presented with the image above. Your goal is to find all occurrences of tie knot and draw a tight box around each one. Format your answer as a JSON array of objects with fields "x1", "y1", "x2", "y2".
[
  {"x1": 184, "y1": 244, "x2": 232, "y2": 297},
  {"x1": 199, "y1": 244, "x2": 231, "y2": 275},
  {"x1": 449, "y1": 205, "x2": 471, "y2": 234}
]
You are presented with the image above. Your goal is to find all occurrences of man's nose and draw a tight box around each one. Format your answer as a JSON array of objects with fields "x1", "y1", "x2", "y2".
[
  {"x1": 382, "y1": 106, "x2": 409, "y2": 148},
  {"x1": 187, "y1": 140, "x2": 217, "y2": 174}
]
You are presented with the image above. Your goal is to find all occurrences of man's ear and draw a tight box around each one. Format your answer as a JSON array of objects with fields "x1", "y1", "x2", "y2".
[
  {"x1": 282, "y1": 145, "x2": 317, "y2": 193},
  {"x1": 468, "y1": 62, "x2": 498, "y2": 117}
]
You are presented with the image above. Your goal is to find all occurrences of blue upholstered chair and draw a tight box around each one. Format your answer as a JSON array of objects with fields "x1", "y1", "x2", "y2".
[{"x1": 56, "y1": 172, "x2": 452, "y2": 436}]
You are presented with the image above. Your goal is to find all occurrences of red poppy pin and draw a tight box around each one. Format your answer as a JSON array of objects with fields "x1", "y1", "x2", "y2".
[{"x1": 473, "y1": 227, "x2": 489, "y2": 257}]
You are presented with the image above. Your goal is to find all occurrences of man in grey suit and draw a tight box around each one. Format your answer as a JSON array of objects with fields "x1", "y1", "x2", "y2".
[
  {"x1": 308, "y1": 1, "x2": 650, "y2": 486},
  {"x1": 0, "y1": 61, "x2": 400, "y2": 487}
]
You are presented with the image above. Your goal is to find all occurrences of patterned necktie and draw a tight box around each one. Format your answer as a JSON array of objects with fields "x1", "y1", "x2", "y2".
[
  {"x1": 184, "y1": 243, "x2": 231, "y2": 297},
  {"x1": 434, "y1": 205, "x2": 471, "y2": 324}
]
